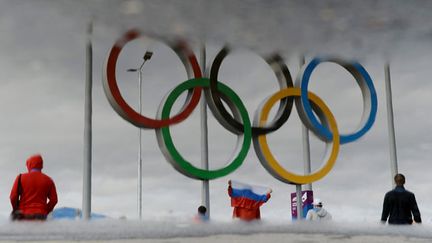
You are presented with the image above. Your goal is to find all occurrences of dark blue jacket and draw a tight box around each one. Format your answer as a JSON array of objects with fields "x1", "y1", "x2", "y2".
[{"x1": 381, "y1": 186, "x2": 421, "y2": 224}]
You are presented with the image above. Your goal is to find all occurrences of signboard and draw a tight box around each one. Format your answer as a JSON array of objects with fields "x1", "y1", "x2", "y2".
[{"x1": 291, "y1": 190, "x2": 313, "y2": 220}]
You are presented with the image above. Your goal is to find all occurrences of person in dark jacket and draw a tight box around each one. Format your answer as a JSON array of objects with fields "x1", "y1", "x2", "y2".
[
  {"x1": 10, "y1": 154, "x2": 58, "y2": 220},
  {"x1": 381, "y1": 173, "x2": 421, "y2": 224}
]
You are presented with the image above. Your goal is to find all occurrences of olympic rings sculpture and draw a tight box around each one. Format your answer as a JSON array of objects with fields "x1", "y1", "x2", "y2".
[{"x1": 103, "y1": 29, "x2": 378, "y2": 185}]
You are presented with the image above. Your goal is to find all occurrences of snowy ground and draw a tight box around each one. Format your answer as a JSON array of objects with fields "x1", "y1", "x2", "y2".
[
  {"x1": 3, "y1": 234, "x2": 428, "y2": 243},
  {"x1": 0, "y1": 219, "x2": 431, "y2": 242}
]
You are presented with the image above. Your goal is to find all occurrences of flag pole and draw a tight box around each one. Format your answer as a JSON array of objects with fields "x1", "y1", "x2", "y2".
[
  {"x1": 200, "y1": 43, "x2": 210, "y2": 219},
  {"x1": 385, "y1": 62, "x2": 398, "y2": 187},
  {"x1": 82, "y1": 20, "x2": 93, "y2": 220},
  {"x1": 296, "y1": 184, "x2": 303, "y2": 219},
  {"x1": 296, "y1": 55, "x2": 310, "y2": 220},
  {"x1": 300, "y1": 55, "x2": 312, "y2": 191}
]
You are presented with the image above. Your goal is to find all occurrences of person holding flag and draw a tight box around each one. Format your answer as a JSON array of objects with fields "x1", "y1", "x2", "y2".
[{"x1": 228, "y1": 180, "x2": 272, "y2": 221}]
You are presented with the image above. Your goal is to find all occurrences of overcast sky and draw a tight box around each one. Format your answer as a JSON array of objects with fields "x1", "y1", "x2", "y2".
[{"x1": 0, "y1": 0, "x2": 432, "y2": 222}]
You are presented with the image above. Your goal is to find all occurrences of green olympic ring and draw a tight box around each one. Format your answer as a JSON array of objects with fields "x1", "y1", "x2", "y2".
[{"x1": 155, "y1": 78, "x2": 252, "y2": 180}]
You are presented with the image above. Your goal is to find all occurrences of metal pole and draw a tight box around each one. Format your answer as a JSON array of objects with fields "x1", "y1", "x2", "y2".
[
  {"x1": 200, "y1": 43, "x2": 210, "y2": 219},
  {"x1": 138, "y1": 70, "x2": 143, "y2": 219},
  {"x1": 296, "y1": 184, "x2": 303, "y2": 219},
  {"x1": 82, "y1": 20, "x2": 93, "y2": 220},
  {"x1": 385, "y1": 63, "x2": 398, "y2": 187},
  {"x1": 127, "y1": 52, "x2": 152, "y2": 219},
  {"x1": 300, "y1": 56, "x2": 312, "y2": 191}
]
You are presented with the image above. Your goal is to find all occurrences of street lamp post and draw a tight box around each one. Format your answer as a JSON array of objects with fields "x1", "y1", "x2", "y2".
[{"x1": 127, "y1": 51, "x2": 153, "y2": 219}]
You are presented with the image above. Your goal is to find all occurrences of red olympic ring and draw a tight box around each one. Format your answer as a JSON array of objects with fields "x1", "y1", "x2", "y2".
[{"x1": 103, "y1": 29, "x2": 203, "y2": 128}]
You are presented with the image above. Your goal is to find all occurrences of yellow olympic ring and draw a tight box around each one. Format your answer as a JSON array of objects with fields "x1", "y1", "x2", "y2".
[{"x1": 255, "y1": 87, "x2": 340, "y2": 184}]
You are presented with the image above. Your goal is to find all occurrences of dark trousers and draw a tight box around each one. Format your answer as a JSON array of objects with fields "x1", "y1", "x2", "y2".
[{"x1": 13, "y1": 213, "x2": 47, "y2": 221}]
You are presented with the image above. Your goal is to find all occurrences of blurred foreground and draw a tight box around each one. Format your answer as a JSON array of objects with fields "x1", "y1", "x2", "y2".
[
  {"x1": 0, "y1": 219, "x2": 430, "y2": 242},
  {"x1": 1, "y1": 233, "x2": 428, "y2": 243}
]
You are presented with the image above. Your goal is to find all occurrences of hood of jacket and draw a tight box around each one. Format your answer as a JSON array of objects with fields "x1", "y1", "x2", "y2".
[
  {"x1": 26, "y1": 154, "x2": 43, "y2": 172},
  {"x1": 316, "y1": 208, "x2": 328, "y2": 218}
]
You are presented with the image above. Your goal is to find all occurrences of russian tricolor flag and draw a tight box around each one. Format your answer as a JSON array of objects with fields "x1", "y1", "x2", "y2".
[{"x1": 229, "y1": 180, "x2": 271, "y2": 209}]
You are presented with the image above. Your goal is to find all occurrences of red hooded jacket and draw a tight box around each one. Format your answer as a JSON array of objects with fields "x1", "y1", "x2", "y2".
[{"x1": 10, "y1": 155, "x2": 58, "y2": 216}]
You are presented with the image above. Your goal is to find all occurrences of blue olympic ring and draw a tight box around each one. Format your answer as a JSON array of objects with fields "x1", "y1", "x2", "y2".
[{"x1": 299, "y1": 57, "x2": 378, "y2": 144}]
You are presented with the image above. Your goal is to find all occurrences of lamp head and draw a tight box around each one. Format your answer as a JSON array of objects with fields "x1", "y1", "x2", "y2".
[{"x1": 143, "y1": 51, "x2": 153, "y2": 61}]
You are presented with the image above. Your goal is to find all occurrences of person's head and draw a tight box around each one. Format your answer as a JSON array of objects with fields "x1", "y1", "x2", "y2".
[
  {"x1": 198, "y1": 205, "x2": 207, "y2": 215},
  {"x1": 313, "y1": 198, "x2": 323, "y2": 208},
  {"x1": 26, "y1": 154, "x2": 43, "y2": 172},
  {"x1": 394, "y1": 173, "x2": 405, "y2": 186}
]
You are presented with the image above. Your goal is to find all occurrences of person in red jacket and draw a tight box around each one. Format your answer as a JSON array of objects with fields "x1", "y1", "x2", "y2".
[{"x1": 10, "y1": 154, "x2": 58, "y2": 220}]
